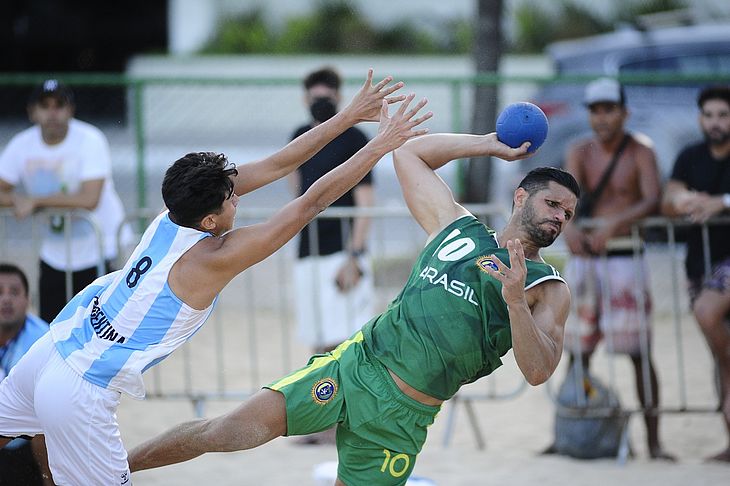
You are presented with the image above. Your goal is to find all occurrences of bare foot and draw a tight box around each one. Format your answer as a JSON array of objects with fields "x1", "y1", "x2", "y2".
[
  {"x1": 705, "y1": 448, "x2": 730, "y2": 463},
  {"x1": 649, "y1": 447, "x2": 676, "y2": 461}
]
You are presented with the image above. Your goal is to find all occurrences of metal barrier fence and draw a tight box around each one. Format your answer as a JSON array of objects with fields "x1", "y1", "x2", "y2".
[
  {"x1": 1, "y1": 71, "x2": 489, "y2": 214},
  {"x1": 2, "y1": 204, "x2": 725, "y2": 451},
  {"x1": 453, "y1": 215, "x2": 730, "y2": 452},
  {"x1": 3, "y1": 70, "x2": 730, "y2": 217},
  {"x1": 126, "y1": 204, "x2": 513, "y2": 417},
  {"x1": 550, "y1": 215, "x2": 730, "y2": 412},
  {"x1": 0, "y1": 208, "x2": 107, "y2": 306}
]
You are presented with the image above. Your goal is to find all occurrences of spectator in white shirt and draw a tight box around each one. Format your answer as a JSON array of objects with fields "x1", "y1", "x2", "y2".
[{"x1": 0, "y1": 79, "x2": 131, "y2": 322}]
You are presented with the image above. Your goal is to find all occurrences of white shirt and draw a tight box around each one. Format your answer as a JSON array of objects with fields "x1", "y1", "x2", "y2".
[{"x1": 0, "y1": 119, "x2": 130, "y2": 270}]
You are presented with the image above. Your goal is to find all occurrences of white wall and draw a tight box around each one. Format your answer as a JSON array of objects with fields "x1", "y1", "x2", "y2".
[{"x1": 168, "y1": 0, "x2": 222, "y2": 55}]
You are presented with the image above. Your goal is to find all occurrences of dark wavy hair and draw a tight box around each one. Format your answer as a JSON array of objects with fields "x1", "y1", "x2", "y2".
[
  {"x1": 518, "y1": 166, "x2": 580, "y2": 199},
  {"x1": 303, "y1": 67, "x2": 341, "y2": 91},
  {"x1": 162, "y1": 152, "x2": 238, "y2": 229},
  {"x1": 0, "y1": 263, "x2": 29, "y2": 295},
  {"x1": 697, "y1": 85, "x2": 730, "y2": 110}
]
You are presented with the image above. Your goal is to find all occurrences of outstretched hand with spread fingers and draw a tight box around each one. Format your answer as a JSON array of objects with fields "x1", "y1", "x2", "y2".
[
  {"x1": 342, "y1": 69, "x2": 407, "y2": 123},
  {"x1": 373, "y1": 94, "x2": 433, "y2": 153}
]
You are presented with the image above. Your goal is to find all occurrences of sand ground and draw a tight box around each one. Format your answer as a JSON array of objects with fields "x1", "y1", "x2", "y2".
[
  {"x1": 120, "y1": 293, "x2": 730, "y2": 486},
  {"x1": 122, "y1": 388, "x2": 730, "y2": 486},
  {"x1": 3, "y1": 229, "x2": 728, "y2": 485}
]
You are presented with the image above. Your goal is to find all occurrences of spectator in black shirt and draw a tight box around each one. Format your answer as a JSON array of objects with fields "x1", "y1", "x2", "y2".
[
  {"x1": 662, "y1": 85, "x2": 730, "y2": 462},
  {"x1": 287, "y1": 67, "x2": 377, "y2": 445}
]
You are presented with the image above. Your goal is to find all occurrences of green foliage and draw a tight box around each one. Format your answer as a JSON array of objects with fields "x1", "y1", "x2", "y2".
[
  {"x1": 203, "y1": 0, "x2": 470, "y2": 55},
  {"x1": 558, "y1": 3, "x2": 612, "y2": 40},
  {"x1": 512, "y1": 2, "x2": 611, "y2": 53},
  {"x1": 204, "y1": 0, "x2": 688, "y2": 55},
  {"x1": 376, "y1": 21, "x2": 440, "y2": 54},
  {"x1": 284, "y1": 0, "x2": 376, "y2": 53},
  {"x1": 450, "y1": 19, "x2": 475, "y2": 54},
  {"x1": 202, "y1": 9, "x2": 272, "y2": 54},
  {"x1": 513, "y1": 5, "x2": 555, "y2": 54},
  {"x1": 619, "y1": 0, "x2": 687, "y2": 19}
]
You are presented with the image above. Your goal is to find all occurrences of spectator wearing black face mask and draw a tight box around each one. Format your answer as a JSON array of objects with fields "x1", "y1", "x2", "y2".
[{"x1": 287, "y1": 67, "x2": 375, "y2": 444}]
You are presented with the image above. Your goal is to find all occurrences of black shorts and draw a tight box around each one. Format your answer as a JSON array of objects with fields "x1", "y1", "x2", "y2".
[{"x1": 39, "y1": 260, "x2": 111, "y2": 323}]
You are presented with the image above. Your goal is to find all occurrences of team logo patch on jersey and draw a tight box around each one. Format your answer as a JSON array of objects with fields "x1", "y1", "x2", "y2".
[
  {"x1": 476, "y1": 255, "x2": 499, "y2": 273},
  {"x1": 311, "y1": 378, "x2": 338, "y2": 404}
]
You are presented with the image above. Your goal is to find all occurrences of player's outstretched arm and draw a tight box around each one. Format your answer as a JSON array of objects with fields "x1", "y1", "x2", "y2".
[
  {"x1": 393, "y1": 133, "x2": 531, "y2": 238},
  {"x1": 207, "y1": 95, "x2": 431, "y2": 284},
  {"x1": 232, "y1": 69, "x2": 406, "y2": 196}
]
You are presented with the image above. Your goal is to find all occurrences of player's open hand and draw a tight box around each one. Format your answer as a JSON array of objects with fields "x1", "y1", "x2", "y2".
[
  {"x1": 342, "y1": 69, "x2": 407, "y2": 123},
  {"x1": 484, "y1": 133, "x2": 533, "y2": 161},
  {"x1": 482, "y1": 239, "x2": 528, "y2": 306},
  {"x1": 373, "y1": 94, "x2": 432, "y2": 153}
]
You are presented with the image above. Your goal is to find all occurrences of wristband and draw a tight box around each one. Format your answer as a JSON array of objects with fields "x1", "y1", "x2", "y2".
[
  {"x1": 349, "y1": 249, "x2": 365, "y2": 258},
  {"x1": 723, "y1": 193, "x2": 730, "y2": 209}
]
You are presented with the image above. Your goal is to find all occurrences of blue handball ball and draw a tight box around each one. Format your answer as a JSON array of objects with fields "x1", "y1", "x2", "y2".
[{"x1": 496, "y1": 102, "x2": 548, "y2": 153}]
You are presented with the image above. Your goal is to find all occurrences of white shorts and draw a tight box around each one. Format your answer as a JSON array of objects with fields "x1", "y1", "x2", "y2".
[
  {"x1": 294, "y1": 251, "x2": 375, "y2": 347},
  {"x1": 0, "y1": 333, "x2": 131, "y2": 485},
  {"x1": 563, "y1": 254, "x2": 652, "y2": 356}
]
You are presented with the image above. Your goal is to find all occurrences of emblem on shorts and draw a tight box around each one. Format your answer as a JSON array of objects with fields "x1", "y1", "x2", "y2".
[
  {"x1": 120, "y1": 471, "x2": 130, "y2": 485},
  {"x1": 312, "y1": 378, "x2": 338, "y2": 404},
  {"x1": 476, "y1": 255, "x2": 499, "y2": 273}
]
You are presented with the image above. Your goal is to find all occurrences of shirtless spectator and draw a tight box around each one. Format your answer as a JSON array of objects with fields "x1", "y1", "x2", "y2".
[{"x1": 559, "y1": 78, "x2": 673, "y2": 460}]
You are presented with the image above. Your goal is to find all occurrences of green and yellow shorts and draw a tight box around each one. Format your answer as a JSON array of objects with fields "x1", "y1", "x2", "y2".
[{"x1": 265, "y1": 331, "x2": 441, "y2": 486}]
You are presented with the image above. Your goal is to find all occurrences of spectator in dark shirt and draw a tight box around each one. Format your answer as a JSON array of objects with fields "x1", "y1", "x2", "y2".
[
  {"x1": 661, "y1": 85, "x2": 730, "y2": 462},
  {"x1": 0, "y1": 263, "x2": 52, "y2": 484}
]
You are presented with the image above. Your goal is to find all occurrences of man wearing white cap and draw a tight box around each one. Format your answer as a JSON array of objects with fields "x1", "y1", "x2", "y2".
[{"x1": 558, "y1": 77, "x2": 674, "y2": 460}]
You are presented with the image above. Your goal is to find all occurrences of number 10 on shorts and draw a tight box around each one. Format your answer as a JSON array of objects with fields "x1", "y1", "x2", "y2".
[{"x1": 381, "y1": 449, "x2": 410, "y2": 478}]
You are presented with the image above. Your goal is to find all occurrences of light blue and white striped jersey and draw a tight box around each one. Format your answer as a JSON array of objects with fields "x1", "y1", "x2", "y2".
[{"x1": 49, "y1": 211, "x2": 215, "y2": 399}]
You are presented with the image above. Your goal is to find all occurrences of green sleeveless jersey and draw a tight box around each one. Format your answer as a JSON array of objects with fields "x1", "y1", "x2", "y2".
[{"x1": 363, "y1": 215, "x2": 565, "y2": 400}]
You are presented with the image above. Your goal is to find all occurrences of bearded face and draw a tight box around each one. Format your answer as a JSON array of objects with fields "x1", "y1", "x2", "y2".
[
  {"x1": 703, "y1": 123, "x2": 730, "y2": 146},
  {"x1": 520, "y1": 194, "x2": 562, "y2": 248},
  {"x1": 700, "y1": 99, "x2": 730, "y2": 147}
]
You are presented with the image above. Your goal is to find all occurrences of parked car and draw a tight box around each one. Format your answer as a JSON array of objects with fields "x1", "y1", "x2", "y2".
[{"x1": 522, "y1": 22, "x2": 730, "y2": 178}]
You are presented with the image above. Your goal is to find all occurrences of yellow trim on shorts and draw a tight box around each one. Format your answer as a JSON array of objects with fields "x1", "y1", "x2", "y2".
[{"x1": 269, "y1": 331, "x2": 363, "y2": 391}]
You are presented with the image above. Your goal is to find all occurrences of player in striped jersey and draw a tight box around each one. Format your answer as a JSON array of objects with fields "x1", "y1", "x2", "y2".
[
  {"x1": 127, "y1": 133, "x2": 579, "y2": 485},
  {"x1": 0, "y1": 70, "x2": 431, "y2": 485}
]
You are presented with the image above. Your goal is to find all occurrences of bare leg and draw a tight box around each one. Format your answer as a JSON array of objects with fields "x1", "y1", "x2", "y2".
[
  {"x1": 694, "y1": 289, "x2": 730, "y2": 462},
  {"x1": 31, "y1": 435, "x2": 55, "y2": 486},
  {"x1": 629, "y1": 355, "x2": 674, "y2": 460},
  {"x1": 129, "y1": 388, "x2": 287, "y2": 472}
]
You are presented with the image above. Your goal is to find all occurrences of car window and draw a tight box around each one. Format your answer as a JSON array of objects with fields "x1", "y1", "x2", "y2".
[{"x1": 621, "y1": 53, "x2": 730, "y2": 75}]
